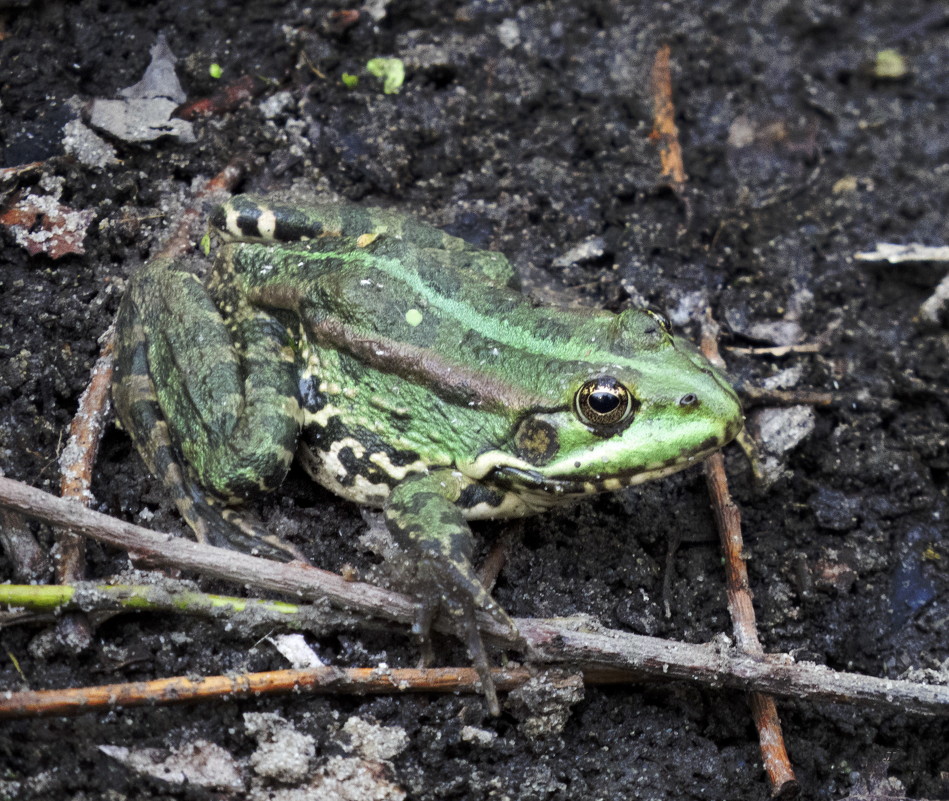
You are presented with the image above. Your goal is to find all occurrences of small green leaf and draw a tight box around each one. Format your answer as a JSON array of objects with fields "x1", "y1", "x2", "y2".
[
  {"x1": 341, "y1": 72, "x2": 359, "y2": 88},
  {"x1": 199, "y1": 231, "x2": 212, "y2": 255},
  {"x1": 209, "y1": 63, "x2": 223, "y2": 79},
  {"x1": 873, "y1": 49, "x2": 907, "y2": 79},
  {"x1": 366, "y1": 57, "x2": 405, "y2": 95}
]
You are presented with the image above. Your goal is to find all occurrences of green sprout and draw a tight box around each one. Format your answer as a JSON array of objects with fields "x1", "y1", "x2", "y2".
[{"x1": 366, "y1": 57, "x2": 405, "y2": 94}]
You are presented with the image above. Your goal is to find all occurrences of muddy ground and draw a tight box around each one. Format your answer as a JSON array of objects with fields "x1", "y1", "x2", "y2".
[{"x1": 1, "y1": 1, "x2": 947, "y2": 799}]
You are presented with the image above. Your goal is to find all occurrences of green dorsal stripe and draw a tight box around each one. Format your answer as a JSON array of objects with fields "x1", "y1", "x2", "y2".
[{"x1": 263, "y1": 246, "x2": 624, "y2": 366}]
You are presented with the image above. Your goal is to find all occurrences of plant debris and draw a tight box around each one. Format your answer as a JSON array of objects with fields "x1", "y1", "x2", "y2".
[
  {"x1": 0, "y1": 192, "x2": 95, "y2": 258},
  {"x1": 87, "y1": 34, "x2": 195, "y2": 143}
]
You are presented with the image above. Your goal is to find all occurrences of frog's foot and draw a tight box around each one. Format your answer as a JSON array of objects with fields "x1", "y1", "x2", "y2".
[
  {"x1": 179, "y1": 487, "x2": 307, "y2": 563},
  {"x1": 414, "y1": 556, "x2": 520, "y2": 717}
]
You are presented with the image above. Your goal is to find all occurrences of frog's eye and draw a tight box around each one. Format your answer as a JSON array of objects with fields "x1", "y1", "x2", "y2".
[{"x1": 575, "y1": 376, "x2": 638, "y2": 429}]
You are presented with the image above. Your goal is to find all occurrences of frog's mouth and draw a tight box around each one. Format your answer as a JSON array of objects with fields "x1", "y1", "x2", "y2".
[
  {"x1": 489, "y1": 427, "x2": 739, "y2": 501},
  {"x1": 492, "y1": 453, "x2": 704, "y2": 499}
]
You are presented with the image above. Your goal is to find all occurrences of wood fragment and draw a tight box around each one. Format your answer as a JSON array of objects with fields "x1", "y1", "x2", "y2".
[
  {"x1": 854, "y1": 243, "x2": 949, "y2": 263},
  {"x1": 919, "y1": 271, "x2": 949, "y2": 324},
  {"x1": 175, "y1": 75, "x2": 263, "y2": 121},
  {"x1": 649, "y1": 44, "x2": 688, "y2": 194},
  {"x1": 701, "y1": 318, "x2": 799, "y2": 796},
  {"x1": 0, "y1": 665, "x2": 628, "y2": 720},
  {"x1": 1, "y1": 476, "x2": 947, "y2": 718},
  {"x1": 726, "y1": 343, "x2": 823, "y2": 357},
  {"x1": 0, "y1": 508, "x2": 49, "y2": 582}
]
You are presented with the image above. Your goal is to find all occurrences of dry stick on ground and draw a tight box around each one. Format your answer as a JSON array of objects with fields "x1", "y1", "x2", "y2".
[
  {"x1": 649, "y1": 44, "x2": 688, "y2": 200},
  {"x1": 0, "y1": 666, "x2": 619, "y2": 720},
  {"x1": 650, "y1": 41, "x2": 796, "y2": 796},
  {"x1": 702, "y1": 318, "x2": 799, "y2": 798},
  {"x1": 1, "y1": 476, "x2": 947, "y2": 719}
]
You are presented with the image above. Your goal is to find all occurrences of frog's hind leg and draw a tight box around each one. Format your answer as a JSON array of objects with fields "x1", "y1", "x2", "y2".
[{"x1": 113, "y1": 258, "x2": 304, "y2": 562}]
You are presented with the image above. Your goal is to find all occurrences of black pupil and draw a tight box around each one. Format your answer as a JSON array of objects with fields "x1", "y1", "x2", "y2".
[{"x1": 588, "y1": 391, "x2": 620, "y2": 415}]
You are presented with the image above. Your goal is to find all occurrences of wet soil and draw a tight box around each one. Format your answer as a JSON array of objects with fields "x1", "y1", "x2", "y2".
[{"x1": 1, "y1": 1, "x2": 947, "y2": 799}]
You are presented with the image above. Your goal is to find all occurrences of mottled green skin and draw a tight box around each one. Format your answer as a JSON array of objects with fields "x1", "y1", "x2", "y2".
[{"x1": 113, "y1": 194, "x2": 743, "y2": 711}]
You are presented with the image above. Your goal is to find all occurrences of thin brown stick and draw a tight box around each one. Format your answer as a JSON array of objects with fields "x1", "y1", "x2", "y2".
[
  {"x1": 56, "y1": 336, "x2": 114, "y2": 587},
  {"x1": 153, "y1": 158, "x2": 248, "y2": 262},
  {"x1": 726, "y1": 343, "x2": 823, "y2": 357},
  {"x1": 739, "y1": 386, "x2": 835, "y2": 408},
  {"x1": 649, "y1": 44, "x2": 688, "y2": 194},
  {"x1": 702, "y1": 320, "x2": 798, "y2": 796},
  {"x1": 1, "y1": 476, "x2": 947, "y2": 718},
  {"x1": 0, "y1": 666, "x2": 630, "y2": 720},
  {"x1": 174, "y1": 75, "x2": 264, "y2": 122}
]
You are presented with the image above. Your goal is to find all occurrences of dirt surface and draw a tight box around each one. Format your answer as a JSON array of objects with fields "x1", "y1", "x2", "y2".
[{"x1": 1, "y1": 1, "x2": 948, "y2": 799}]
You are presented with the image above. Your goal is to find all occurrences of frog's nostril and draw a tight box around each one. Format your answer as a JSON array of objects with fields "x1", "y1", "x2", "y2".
[{"x1": 678, "y1": 393, "x2": 699, "y2": 408}]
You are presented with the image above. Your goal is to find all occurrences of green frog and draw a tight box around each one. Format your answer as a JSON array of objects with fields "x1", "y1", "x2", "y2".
[{"x1": 113, "y1": 195, "x2": 743, "y2": 714}]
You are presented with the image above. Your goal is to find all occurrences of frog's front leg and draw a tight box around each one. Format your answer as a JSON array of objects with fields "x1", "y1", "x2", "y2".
[
  {"x1": 113, "y1": 258, "x2": 304, "y2": 560},
  {"x1": 384, "y1": 469, "x2": 519, "y2": 716}
]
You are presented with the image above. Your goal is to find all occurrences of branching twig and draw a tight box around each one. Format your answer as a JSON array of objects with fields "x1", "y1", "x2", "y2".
[{"x1": 1, "y1": 476, "x2": 947, "y2": 718}]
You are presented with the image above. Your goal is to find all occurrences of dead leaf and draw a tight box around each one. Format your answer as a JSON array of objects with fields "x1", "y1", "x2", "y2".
[
  {"x1": 87, "y1": 33, "x2": 195, "y2": 144},
  {"x1": 0, "y1": 193, "x2": 95, "y2": 258}
]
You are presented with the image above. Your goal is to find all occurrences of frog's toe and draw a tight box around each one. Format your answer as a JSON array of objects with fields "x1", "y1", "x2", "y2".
[
  {"x1": 416, "y1": 558, "x2": 519, "y2": 716},
  {"x1": 447, "y1": 594, "x2": 501, "y2": 717},
  {"x1": 217, "y1": 508, "x2": 307, "y2": 562},
  {"x1": 182, "y1": 492, "x2": 306, "y2": 562},
  {"x1": 437, "y1": 557, "x2": 519, "y2": 640}
]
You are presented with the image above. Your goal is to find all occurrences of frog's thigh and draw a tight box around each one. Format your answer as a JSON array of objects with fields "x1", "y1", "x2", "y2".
[{"x1": 114, "y1": 259, "x2": 301, "y2": 500}]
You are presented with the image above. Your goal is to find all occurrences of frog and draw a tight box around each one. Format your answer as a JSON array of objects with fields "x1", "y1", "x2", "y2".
[{"x1": 112, "y1": 194, "x2": 744, "y2": 715}]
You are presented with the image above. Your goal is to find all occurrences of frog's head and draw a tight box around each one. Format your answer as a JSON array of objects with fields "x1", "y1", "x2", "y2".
[{"x1": 467, "y1": 309, "x2": 743, "y2": 508}]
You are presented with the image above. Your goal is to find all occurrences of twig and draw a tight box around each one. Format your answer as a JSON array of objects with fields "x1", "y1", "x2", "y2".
[
  {"x1": 854, "y1": 242, "x2": 949, "y2": 323},
  {"x1": 175, "y1": 75, "x2": 265, "y2": 121},
  {"x1": 56, "y1": 336, "x2": 115, "y2": 590},
  {"x1": 0, "y1": 666, "x2": 625, "y2": 720},
  {"x1": 726, "y1": 343, "x2": 823, "y2": 357},
  {"x1": 153, "y1": 158, "x2": 248, "y2": 261},
  {"x1": 649, "y1": 44, "x2": 688, "y2": 196},
  {"x1": 0, "y1": 582, "x2": 359, "y2": 634},
  {"x1": 738, "y1": 386, "x2": 835, "y2": 408},
  {"x1": 701, "y1": 317, "x2": 798, "y2": 797},
  {"x1": 854, "y1": 243, "x2": 949, "y2": 263},
  {"x1": 1, "y1": 476, "x2": 947, "y2": 718}
]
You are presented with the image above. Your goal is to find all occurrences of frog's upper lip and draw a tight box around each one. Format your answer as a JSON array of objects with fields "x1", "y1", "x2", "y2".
[
  {"x1": 490, "y1": 422, "x2": 743, "y2": 497},
  {"x1": 492, "y1": 451, "x2": 711, "y2": 496}
]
